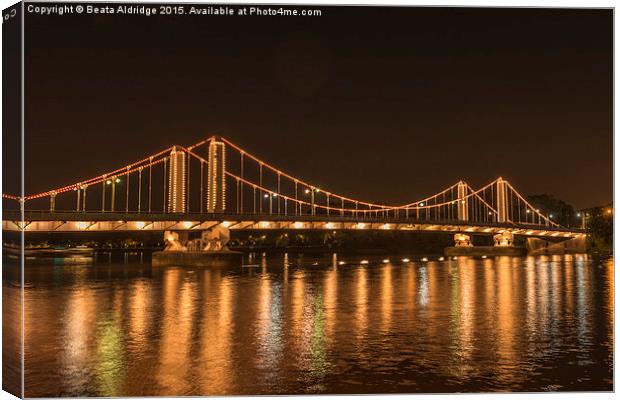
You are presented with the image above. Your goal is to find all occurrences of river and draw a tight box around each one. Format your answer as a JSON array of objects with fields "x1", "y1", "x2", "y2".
[{"x1": 2, "y1": 253, "x2": 613, "y2": 396}]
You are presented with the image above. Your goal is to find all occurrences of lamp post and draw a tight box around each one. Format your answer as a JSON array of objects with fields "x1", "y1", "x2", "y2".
[
  {"x1": 111, "y1": 179, "x2": 116, "y2": 212},
  {"x1": 110, "y1": 177, "x2": 121, "y2": 212},
  {"x1": 577, "y1": 211, "x2": 592, "y2": 229},
  {"x1": 82, "y1": 184, "x2": 87, "y2": 212},
  {"x1": 50, "y1": 191, "x2": 57, "y2": 213},
  {"x1": 102, "y1": 180, "x2": 107, "y2": 212},
  {"x1": 303, "y1": 188, "x2": 313, "y2": 215}
]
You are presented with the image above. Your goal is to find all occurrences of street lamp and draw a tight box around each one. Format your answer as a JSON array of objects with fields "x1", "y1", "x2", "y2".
[
  {"x1": 582, "y1": 212, "x2": 588, "y2": 229},
  {"x1": 110, "y1": 177, "x2": 121, "y2": 212}
]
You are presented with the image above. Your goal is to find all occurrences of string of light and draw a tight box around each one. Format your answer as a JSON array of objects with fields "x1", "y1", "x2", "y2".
[
  {"x1": 191, "y1": 136, "x2": 471, "y2": 212},
  {"x1": 184, "y1": 147, "x2": 495, "y2": 214},
  {"x1": 4, "y1": 135, "x2": 562, "y2": 229},
  {"x1": 19, "y1": 148, "x2": 173, "y2": 201}
]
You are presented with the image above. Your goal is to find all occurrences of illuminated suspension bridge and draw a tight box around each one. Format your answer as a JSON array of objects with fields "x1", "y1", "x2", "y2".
[{"x1": 2, "y1": 136, "x2": 583, "y2": 240}]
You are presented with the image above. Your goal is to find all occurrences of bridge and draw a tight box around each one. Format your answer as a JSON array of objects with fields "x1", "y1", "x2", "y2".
[{"x1": 2, "y1": 136, "x2": 584, "y2": 243}]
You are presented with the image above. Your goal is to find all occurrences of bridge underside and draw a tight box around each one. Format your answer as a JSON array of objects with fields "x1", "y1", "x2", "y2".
[{"x1": 2, "y1": 212, "x2": 584, "y2": 239}]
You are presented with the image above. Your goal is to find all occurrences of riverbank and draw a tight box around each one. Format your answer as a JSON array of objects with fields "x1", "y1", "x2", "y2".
[{"x1": 5, "y1": 230, "x2": 468, "y2": 256}]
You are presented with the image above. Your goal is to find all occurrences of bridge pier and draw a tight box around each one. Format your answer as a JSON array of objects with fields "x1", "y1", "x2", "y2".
[
  {"x1": 453, "y1": 233, "x2": 472, "y2": 247},
  {"x1": 153, "y1": 225, "x2": 242, "y2": 267},
  {"x1": 493, "y1": 231, "x2": 514, "y2": 247},
  {"x1": 162, "y1": 226, "x2": 231, "y2": 252},
  {"x1": 445, "y1": 231, "x2": 524, "y2": 257}
]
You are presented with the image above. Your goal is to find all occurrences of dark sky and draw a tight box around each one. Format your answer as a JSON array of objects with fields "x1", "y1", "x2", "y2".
[{"x1": 22, "y1": 5, "x2": 612, "y2": 209}]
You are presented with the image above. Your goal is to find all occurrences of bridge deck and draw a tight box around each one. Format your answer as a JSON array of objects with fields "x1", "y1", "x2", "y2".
[{"x1": 2, "y1": 211, "x2": 584, "y2": 238}]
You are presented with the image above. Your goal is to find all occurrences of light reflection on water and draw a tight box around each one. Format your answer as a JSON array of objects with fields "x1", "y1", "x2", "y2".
[{"x1": 4, "y1": 253, "x2": 613, "y2": 396}]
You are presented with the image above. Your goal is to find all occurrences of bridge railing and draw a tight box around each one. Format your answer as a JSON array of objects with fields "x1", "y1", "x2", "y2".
[{"x1": 2, "y1": 209, "x2": 585, "y2": 234}]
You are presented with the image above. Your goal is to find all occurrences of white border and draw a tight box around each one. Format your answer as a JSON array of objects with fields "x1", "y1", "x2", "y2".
[{"x1": 0, "y1": 1, "x2": 615, "y2": 400}]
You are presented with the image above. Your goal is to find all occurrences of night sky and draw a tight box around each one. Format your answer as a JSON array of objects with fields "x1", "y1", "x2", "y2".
[{"x1": 21, "y1": 5, "x2": 612, "y2": 209}]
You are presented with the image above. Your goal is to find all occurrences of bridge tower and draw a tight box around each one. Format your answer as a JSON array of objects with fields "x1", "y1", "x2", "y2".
[
  {"x1": 496, "y1": 177, "x2": 509, "y2": 223},
  {"x1": 207, "y1": 137, "x2": 226, "y2": 213},
  {"x1": 167, "y1": 146, "x2": 187, "y2": 213},
  {"x1": 457, "y1": 181, "x2": 468, "y2": 221}
]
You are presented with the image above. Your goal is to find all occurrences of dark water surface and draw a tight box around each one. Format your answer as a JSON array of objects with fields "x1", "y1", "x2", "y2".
[{"x1": 4, "y1": 253, "x2": 614, "y2": 396}]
